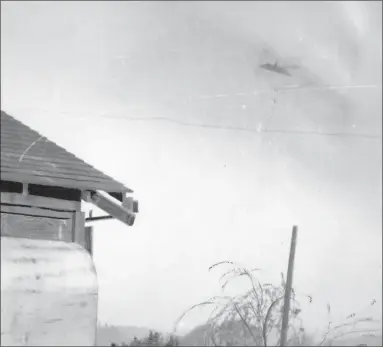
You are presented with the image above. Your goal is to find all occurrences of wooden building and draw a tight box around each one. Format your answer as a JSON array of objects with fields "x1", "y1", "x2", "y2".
[{"x1": 0, "y1": 110, "x2": 138, "y2": 346}]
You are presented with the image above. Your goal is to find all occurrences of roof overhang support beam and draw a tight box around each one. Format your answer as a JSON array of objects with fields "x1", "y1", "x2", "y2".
[{"x1": 82, "y1": 190, "x2": 137, "y2": 226}]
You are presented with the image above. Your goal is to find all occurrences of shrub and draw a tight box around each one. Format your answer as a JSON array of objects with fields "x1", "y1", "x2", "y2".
[{"x1": 174, "y1": 260, "x2": 381, "y2": 346}]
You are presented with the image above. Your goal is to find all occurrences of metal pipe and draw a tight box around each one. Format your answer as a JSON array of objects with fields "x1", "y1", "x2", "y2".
[{"x1": 85, "y1": 215, "x2": 114, "y2": 223}]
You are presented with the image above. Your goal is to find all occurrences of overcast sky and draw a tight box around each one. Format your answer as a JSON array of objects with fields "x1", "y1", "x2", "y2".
[{"x1": 1, "y1": 0, "x2": 382, "y2": 337}]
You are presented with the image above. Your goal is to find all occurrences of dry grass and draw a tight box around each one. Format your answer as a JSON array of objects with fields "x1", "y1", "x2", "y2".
[{"x1": 174, "y1": 261, "x2": 381, "y2": 346}]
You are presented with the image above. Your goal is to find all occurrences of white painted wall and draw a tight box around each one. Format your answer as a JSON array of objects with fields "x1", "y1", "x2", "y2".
[{"x1": 1, "y1": 237, "x2": 98, "y2": 346}]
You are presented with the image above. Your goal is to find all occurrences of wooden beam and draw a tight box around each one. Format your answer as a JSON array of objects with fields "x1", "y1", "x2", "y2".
[
  {"x1": 22, "y1": 183, "x2": 28, "y2": 196},
  {"x1": 1, "y1": 212, "x2": 72, "y2": 242},
  {"x1": 0, "y1": 205, "x2": 73, "y2": 219},
  {"x1": 72, "y1": 211, "x2": 86, "y2": 248},
  {"x1": 0, "y1": 192, "x2": 80, "y2": 211},
  {"x1": 1, "y1": 166, "x2": 118, "y2": 185},
  {"x1": 82, "y1": 191, "x2": 136, "y2": 226},
  {"x1": 0, "y1": 172, "x2": 132, "y2": 195},
  {"x1": 85, "y1": 226, "x2": 93, "y2": 256}
]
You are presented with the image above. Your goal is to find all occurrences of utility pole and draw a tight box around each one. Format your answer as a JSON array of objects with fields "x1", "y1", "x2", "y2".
[{"x1": 280, "y1": 225, "x2": 298, "y2": 347}]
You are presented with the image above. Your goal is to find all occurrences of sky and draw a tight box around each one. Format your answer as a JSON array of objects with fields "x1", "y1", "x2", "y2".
[{"x1": 1, "y1": 0, "x2": 382, "y2": 338}]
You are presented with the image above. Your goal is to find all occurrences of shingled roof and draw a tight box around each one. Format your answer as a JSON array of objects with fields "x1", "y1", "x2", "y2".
[{"x1": 0, "y1": 110, "x2": 133, "y2": 195}]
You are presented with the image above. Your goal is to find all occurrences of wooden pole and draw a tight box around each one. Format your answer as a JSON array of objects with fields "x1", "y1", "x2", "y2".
[
  {"x1": 85, "y1": 226, "x2": 94, "y2": 257},
  {"x1": 280, "y1": 226, "x2": 298, "y2": 347}
]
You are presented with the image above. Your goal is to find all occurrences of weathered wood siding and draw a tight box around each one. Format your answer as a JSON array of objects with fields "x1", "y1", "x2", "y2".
[
  {"x1": 0, "y1": 213, "x2": 72, "y2": 242},
  {"x1": 0, "y1": 193, "x2": 88, "y2": 251},
  {"x1": 0, "y1": 192, "x2": 80, "y2": 212},
  {"x1": 1, "y1": 237, "x2": 98, "y2": 346},
  {"x1": 0, "y1": 193, "x2": 78, "y2": 243}
]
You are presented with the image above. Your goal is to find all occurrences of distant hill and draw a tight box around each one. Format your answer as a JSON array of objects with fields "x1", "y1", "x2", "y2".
[
  {"x1": 97, "y1": 323, "x2": 382, "y2": 346},
  {"x1": 96, "y1": 325, "x2": 183, "y2": 346},
  {"x1": 179, "y1": 321, "x2": 279, "y2": 346},
  {"x1": 179, "y1": 323, "x2": 382, "y2": 346},
  {"x1": 335, "y1": 335, "x2": 382, "y2": 346},
  {"x1": 96, "y1": 325, "x2": 152, "y2": 346},
  {"x1": 179, "y1": 324, "x2": 210, "y2": 346}
]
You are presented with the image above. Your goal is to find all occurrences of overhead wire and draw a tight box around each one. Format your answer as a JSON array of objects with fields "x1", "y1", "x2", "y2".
[
  {"x1": 94, "y1": 113, "x2": 382, "y2": 140},
  {"x1": 8, "y1": 106, "x2": 381, "y2": 141},
  {"x1": 6, "y1": 81, "x2": 382, "y2": 141}
]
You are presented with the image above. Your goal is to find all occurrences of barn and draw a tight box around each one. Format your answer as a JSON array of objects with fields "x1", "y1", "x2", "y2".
[{"x1": 0, "y1": 110, "x2": 138, "y2": 346}]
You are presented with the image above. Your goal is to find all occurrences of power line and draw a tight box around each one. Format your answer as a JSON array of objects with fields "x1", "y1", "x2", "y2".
[
  {"x1": 7, "y1": 106, "x2": 382, "y2": 140},
  {"x1": 97, "y1": 114, "x2": 382, "y2": 140}
]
